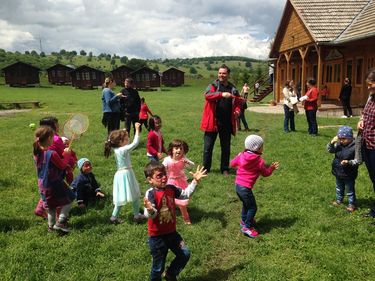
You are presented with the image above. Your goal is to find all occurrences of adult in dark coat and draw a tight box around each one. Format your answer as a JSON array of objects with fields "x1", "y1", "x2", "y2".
[
  {"x1": 120, "y1": 78, "x2": 141, "y2": 136},
  {"x1": 339, "y1": 78, "x2": 353, "y2": 118}
]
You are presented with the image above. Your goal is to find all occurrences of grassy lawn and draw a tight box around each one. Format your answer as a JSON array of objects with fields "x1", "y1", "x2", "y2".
[{"x1": 0, "y1": 77, "x2": 374, "y2": 281}]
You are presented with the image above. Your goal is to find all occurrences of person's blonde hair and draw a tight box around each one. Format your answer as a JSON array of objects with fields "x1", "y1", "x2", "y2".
[{"x1": 103, "y1": 77, "x2": 114, "y2": 88}]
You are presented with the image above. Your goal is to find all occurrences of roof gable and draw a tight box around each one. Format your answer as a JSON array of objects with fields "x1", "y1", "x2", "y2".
[{"x1": 291, "y1": 0, "x2": 370, "y2": 42}]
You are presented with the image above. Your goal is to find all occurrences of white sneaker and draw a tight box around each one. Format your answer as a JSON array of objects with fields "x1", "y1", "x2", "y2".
[
  {"x1": 349, "y1": 115, "x2": 353, "y2": 117},
  {"x1": 341, "y1": 115, "x2": 348, "y2": 118}
]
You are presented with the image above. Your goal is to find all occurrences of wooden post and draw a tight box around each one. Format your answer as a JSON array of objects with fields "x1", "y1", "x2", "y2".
[
  {"x1": 299, "y1": 46, "x2": 310, "y2": 96},
  {"x1": 315, "y1": 45, "x2": 322, "y2": 107},
  {"x1": 284, "y1": 52, "x2": 292, "y2": 81}
]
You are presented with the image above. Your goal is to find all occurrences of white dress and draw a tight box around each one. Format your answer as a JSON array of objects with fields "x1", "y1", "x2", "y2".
[{"x1": 112, "y1": 134, "x2": 141, "y2": 206}]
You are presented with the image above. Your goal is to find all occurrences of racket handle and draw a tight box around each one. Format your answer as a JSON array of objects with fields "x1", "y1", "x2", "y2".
[{"x1": 68, "y1": 134, "x2": 76, "y2": 149}]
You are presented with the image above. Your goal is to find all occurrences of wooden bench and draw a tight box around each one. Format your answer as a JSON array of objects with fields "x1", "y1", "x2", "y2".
[{"x1": 0, "y1": 101, "x2": 40, "y2": 109}]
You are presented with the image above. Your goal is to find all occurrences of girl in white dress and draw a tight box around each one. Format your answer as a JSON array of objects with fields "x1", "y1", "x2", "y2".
[{"x1": 104, "y1": 123, "x2": 146, "y2": 223}]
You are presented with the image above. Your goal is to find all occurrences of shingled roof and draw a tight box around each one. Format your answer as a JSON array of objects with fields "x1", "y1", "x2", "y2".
[{"x1": 290, "y1": 0, "x2": 371, "y2": 42}]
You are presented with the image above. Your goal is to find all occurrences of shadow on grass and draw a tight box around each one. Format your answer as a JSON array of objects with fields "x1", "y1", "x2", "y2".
[
  {"x1": 257, "y1": 215, "x2": 298, "y2": 234},
  {"x1": 184, "y1": 263, "x2": 245, "y2": 281},
  {"x1": 355, "y1": 198, "x2": 374, "y2": 209},
  {"x1": 0, "y1": 218, "x2": 30, "y2": 232},
  {"x1": 72, "y1": 213, "x2": 114, "y2": 230},
  {"x1": 187, "y1": 206, "x2": 227, "y2": 228}
]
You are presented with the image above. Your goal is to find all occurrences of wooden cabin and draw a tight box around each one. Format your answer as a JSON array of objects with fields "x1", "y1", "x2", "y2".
[
  {"x1": 270, "y1": 0, "x2": 375, "y2": 106},
  {"x1": 2, "y1": 61, "x2": 40, "y2": 87},
  {"x1": 130, "y1": 67, "x2": 161, "y2": 90},
  {"x1": 162, "y1": 67, "x2": 185, "y2": 86},
  {"x1": 70, "y1": 65, "x2": 105, "y2": 89},
  {"x1": 46, "y1": 64, "x2": 74, "y2": 85},
  {"x1": 111, "y1": 65, "x2": 134, "y2": 85}
]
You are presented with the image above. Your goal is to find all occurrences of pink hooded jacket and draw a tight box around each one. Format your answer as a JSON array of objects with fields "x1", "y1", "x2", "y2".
[{"x1": 230, "y1": 151, "x2": 275, "y2": 189}]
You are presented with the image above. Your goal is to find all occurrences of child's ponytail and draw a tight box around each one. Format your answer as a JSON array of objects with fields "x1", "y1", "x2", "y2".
[
  {"x1": 33, "y1": 126, "x2": 54, "y2": 156},
  {"x1": 104, "y1": 129, "x2": 129, "y2": 158}
]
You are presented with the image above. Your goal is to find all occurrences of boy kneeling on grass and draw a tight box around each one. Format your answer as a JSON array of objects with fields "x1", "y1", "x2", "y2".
[
  {"x1": 71, "y1": 158, "x2": 105, "y2": 209},
  {"x1": 143, "y1": 162, "x2": 206, "y2": 281}
]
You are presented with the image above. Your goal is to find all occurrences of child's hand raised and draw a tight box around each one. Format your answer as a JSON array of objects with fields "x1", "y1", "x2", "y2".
[
  {"x1": 135, "y1": 122, "x2": 141, "y2": 132},
  {"x1": 271, "y1": 162, "x2": 279, "y2": 170},
  {"x1": 189, "y1": 165, "x2": 207, "y2": 182},
  {"x1": 331, "y1": 136, "x2": 338, "y2": 144},
  {"x1": 341, "y1": 160, "x2": 349, "y2": 166},
  {"x1": 144, "y1": 198, "x2": 153, "y2": 211}
]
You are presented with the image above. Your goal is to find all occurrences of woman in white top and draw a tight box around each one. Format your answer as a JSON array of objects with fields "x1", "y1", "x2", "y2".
[{"x1": 283, "y1": 80, "x2": 299, "y2": 132}]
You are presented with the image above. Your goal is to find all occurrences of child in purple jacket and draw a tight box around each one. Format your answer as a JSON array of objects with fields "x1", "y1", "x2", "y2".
[{"x1": 230, "y1": 135, "x2": 279, "y2": 238}]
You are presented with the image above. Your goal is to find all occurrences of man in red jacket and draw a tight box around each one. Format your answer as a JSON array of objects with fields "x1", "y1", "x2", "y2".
[{"x1": 200, "y1": 64, "x2": 241, "y2": 175}]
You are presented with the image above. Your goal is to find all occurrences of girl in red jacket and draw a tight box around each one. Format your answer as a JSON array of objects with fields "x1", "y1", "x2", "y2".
[
  {"x1": 147, "y1": 115, "x2": 167, "y2": 162},
  {"x1": 139, "y1": 97, "x2": 153, "y2": 132}
]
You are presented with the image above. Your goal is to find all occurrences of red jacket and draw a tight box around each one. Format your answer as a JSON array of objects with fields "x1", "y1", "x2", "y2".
[
  {"x1": 304, "y1": 87, "x2": 318, "y2": 110},
  {"x1": 147, "y1": 130, "x2": 166, "y2": 157},
  {"x1": 200, "y1": 80, "x2": 241, "y2": 135}
]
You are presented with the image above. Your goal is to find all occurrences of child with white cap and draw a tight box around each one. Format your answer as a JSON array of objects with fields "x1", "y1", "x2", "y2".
[
  {"x1": 327, "y1": 125, "x2": 359, "y2": 212},
  {"x1": 71, "y1": 158, "x2": 105, "y2": 208},
  {"x1": 230, "y1": 134, "x2": 279, "y2": 238}
]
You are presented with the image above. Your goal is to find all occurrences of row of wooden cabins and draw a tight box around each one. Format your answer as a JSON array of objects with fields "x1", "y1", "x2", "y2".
[{"x1": 1, "y1": 62, "x2": 184, "y2": 89}]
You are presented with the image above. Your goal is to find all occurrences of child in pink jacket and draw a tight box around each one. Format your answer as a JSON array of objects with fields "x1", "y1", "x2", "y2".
[{"x1": 230, "y1": 135, "x2": 279, "y2": 238}]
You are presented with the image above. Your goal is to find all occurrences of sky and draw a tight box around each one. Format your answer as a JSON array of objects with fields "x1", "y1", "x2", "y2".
[{"x1": 0, "y1": 0, "x2": 285, "y2": 59}]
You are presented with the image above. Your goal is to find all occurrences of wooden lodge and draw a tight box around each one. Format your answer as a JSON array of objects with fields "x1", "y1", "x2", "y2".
[
  {"x1": 130, "y1": 67, "x2": 160, "y2": 89},
  {"x1": 111, "y1": 65, "x2": 134, "y2": 85},
  {"x1": 162, "y1": 67, "x2": 185, "y2": 86},
  {"x1": 270, "y1": 0, "x2": 375, "y2": 106},
  {"x1": 70, "y1": 65, "x2": 105, "y2": 89},
  {"x1": 46, "y1": 64, "x2": 74, "y2": 85},
  {"x1": 2, "y1": 61, "x2": 40, "y2": 87}
]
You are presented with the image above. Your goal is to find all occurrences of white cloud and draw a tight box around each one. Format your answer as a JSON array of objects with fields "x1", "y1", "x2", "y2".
[{"x1": 0, "y1": 0, "x2": 285, "y2": 58}]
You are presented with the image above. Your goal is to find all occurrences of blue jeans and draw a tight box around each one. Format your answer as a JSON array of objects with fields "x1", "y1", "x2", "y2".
[
  {"x1": 235, "y1": 184, "x2": 257, "y2": 228},
  {"x1": 149, "y1": 232, "x2": 190, "y2": 281},
  {"x1": 335, "y1": 178, "x2": 356, "y2": 205},
  {"x1": 305, "y1": 109, "x2": 318, "y2": 135},
  {"x1": 283, "y1": 104, "x2": 295, "y2": 132},
  {"x1": 362, "y1": 144, "x2": 375, "y2": 214},
  {"x1": 148, "y1": 155, "x2": 159, "y2": 162}
]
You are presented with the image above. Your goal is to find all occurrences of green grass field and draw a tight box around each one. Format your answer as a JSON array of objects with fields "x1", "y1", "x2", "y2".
[{"x1": 0, "y1": 78, "x2": 374, "y2": 281}]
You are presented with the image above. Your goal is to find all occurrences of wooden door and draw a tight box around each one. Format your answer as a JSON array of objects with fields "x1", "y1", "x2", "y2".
[{"x1": 324, "y1": 60, "x2": 342, "y2": 99}]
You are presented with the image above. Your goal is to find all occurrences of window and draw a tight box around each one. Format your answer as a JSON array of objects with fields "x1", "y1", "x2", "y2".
[
  {"x1": 346, "y1": 60, "x2": 352, "y2": 81},
  {"x1": 334, "y1": 64, "x2": 341, "y2": 82},
  {"x1": 326, "y1": 65, "x2": 333, "y2": 82},
  {"x1": 356, "y1": 58, "x2": 363, "y2": 85},
  {"x1": 76, "y1": 73, "x2": 80, "y2": 80},
  {"x1": 85, "y1": 72, "x2": 90, "y2": 80},
  {"x1": 313, "y1": 65, "x2": 318, "y2": 80},
  {"x1": 136, "y1": 74, "x2": 140, "y2": 81},
  {"x1": 292, "y1": 68, "x2": 296, "y2": 81},
  {"x1": 92, "y1": 72, "x2": 96, "y2": 80},
  {"x1": 57, "y1": 70, "x2": 63, "y2": 77},
  {"x1": 145, "y1": 73, "x2": 150, "y2": 81}
]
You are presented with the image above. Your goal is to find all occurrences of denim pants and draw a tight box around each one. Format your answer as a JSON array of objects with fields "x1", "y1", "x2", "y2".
[
  {"x1": 235, "y1": 184, "x2": 257, "y2": 228},
  {"x1": 362, "y1": 144, "x2": 375, "y2": 214},
  {"x1": 335, "y1": 177, "x2": 356, "y2": 205},
  {"x1": 149, "y1": 232, "x2": 190, "y2": 281},
  {"x1": 305, "y1": 109, "x2": 318, "y2": 135},
  {"x1": 203, "y1": 127, "x2": 232, "y2": 173},
  {"x1": 283, "y1": 104, "x2": 295, "y2": 132}
]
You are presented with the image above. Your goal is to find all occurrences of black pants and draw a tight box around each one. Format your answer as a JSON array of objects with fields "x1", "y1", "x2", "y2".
[
  {"x1": 305, "y1": 109, "x2": 318, "y2": 135},
  {"x1": 139, "y1": 118, "x2": 149, "y2": 132},
  {"x1": 124, "y1": 113, "x2": 139, "y2": 136},
  {"x1": 103, "y1": 112, "x2": 121, "y2": 135},
  {"x1": 342, "y1": 99, "x2": 352, "y2": 117},
  {"x1": 203, "y1": 127, "x2": 232, "y2": 173}
]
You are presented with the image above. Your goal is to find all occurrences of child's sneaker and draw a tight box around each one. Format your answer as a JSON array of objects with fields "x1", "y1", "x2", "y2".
[
  {"x1": 240, "y1": 218, "x2": 256, "y2": 228},
  {"x1": 241, "y1": 227, "x2": 259, "y2": 238},
  {"x1": 332, "y1": 200, "x2": 343, "y2": 207},
  {"x1": 133, "y1": 213, "x2": 146, "y2": 222},
  {"x1": 110, "y1": 216, "x2": 123, "y2": 224},
  {"x1": 48, "y1": 226, "x2": 54, "y2": 232},
  {"x1": 53, "y1": 220, "x2": 71, "y2": 233},
  {"x1": 346, "y1": 204, "x2": 356, "y2": 212}
]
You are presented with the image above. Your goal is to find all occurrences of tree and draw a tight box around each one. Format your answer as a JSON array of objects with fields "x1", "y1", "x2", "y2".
[
  {"x1": 127, "y1": 58, "x2": 147, "y2": 70},
  {"x1": 80, "y1": 50, "x2": 87, "y2": 56},
  {"x1": 189, "y1": 66, "x2": 197, "y2": 74},
  {"x1": 31, "y1": 50, "x2": 39, "y2": 57},
  {"x1": 60, "y1": 49, "x2": 66, "y2": 56},
  {"x1": 245, "y1": 61, "x2": 252, "y2": 68},
  {"x1": 153, "y1": 64, "x2": 159, "y2": 71},
  {"x1": 120, "y1": 56, "x2": 128, "y2": 64},
  {"x1": 40, "y1": 52, "x2": 46, "y2": 57}
]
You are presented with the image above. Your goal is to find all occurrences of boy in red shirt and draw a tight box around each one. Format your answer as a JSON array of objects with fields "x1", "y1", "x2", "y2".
[{"x1": 144, "y1": 162, "x2": 206, "y2": 281}]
